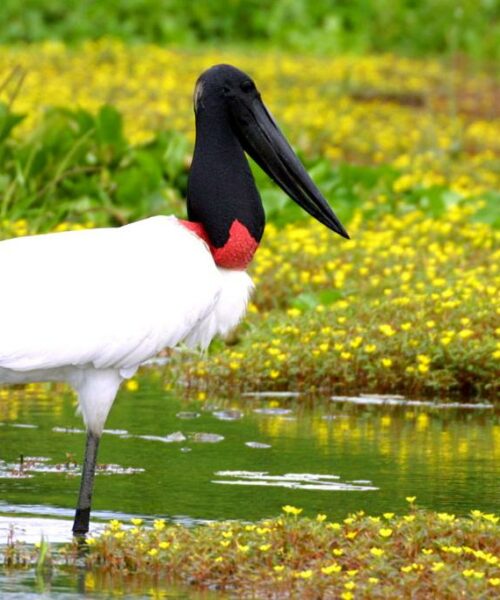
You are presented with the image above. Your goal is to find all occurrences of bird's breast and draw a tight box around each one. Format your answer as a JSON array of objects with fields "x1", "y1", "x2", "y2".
[{"x1": 180, "y1": 219, "x2": 259, "y2": 269}]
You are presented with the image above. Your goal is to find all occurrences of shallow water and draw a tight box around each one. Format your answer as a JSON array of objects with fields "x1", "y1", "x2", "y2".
[{"x1": 0, "y1": 374, "x2": 498, "y2": 595}]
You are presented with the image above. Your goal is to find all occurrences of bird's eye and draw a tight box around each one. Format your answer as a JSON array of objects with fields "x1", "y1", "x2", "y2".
[{"x1": 240, "y1": 80, "x2": 255, "y2": 93}]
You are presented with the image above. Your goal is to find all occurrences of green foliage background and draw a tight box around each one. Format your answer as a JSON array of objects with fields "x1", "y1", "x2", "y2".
[{"x1": 0, "y1": 0, "x2": 499, "y2": 58}]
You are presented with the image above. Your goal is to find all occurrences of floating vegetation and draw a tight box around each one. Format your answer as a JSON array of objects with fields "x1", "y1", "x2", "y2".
[
  {"x1": 212, "y1": 471, "x2": 377, "y2": 492},
  {"x1": 254, "y1": 408, "x2": 294, "y2": 416},
  {"x1": 137, "y1": 432, "x2": 187, "y2": 444},
  {"x1": 330, "y1": 395, "x2": 494, "y2": 409},
  {"x1": 175, "y1": 411, "x2": 201, "y2": 420},
  {"x1": 212, "y1": 410, "x2": 244, "y2": 421},
  {"x1": 245, "y1": 442, "x2": 272, "y2": 449},
  {"x1": 0, "y1": 456, "x2": 143, "y2": 479},
  {"x1": 191, "y1": 433, "x2": 225, "y2": 444}
]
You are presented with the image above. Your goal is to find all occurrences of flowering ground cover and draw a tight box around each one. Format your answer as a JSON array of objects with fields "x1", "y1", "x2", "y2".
[
  {"x1": 0, "y1": 41, "x2": 498, "y2": 399},
  {"x1": 173, "y1": 206, "x2": 498, "y2": 399},
  {"x1": 4, "y1": 504, "x2": 499, "y2": 598}
]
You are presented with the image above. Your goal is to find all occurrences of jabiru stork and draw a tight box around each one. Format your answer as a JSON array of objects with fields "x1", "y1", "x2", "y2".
[{"x1": 0, "y1": 64, "x2": 348, "y2": 536}]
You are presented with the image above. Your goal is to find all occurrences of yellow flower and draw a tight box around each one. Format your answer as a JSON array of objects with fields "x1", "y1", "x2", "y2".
[
  {"x1": 383, "y1": 512, "x2": 394, "y2": 519},
  {"x1": 131, "y1": 518, "x2": 143, "y2": 526},
  {"x1": 159, "y1": 541, "x2": 170, "y2": 549},
  {"x1": 125, "y1": 379, "x2": 139, "y2": 391},
  {"x1": 148, "y1": 548, "x2": 158, "y2": 557},
  {"x1": 417, "y1": 354, "x2": 431, "y2": 364},
  {"x1": 321, "y1": 563, "x2": 342, "y2": 575},
  {"x1": 274, "y1": 565, "x2": 285, "y2": 573},
  {"x1": 381, "y1": 358, "x2": 393, "y2": 368},
  {"x1": 344, "y1": 581, "x2": 356, "y2": 590},
  {"x1": 431, "y1": 562, "x2": 444, "y2": 572},
  {"x1": 406, "y1": 496, "x2": 416, "y2": 503},
  {"x1": 370, "y1": 547, "x2": 385, "y2": 557},
  {"x1": 368, "y1": 577, "x2": 379, "y2": 584},
  {"x1": 437, "y1": 512, "x2": 455, "y2": 522},
  {"x1": 295, "y1": 570, "x2": 313, "y2": 579},
  {"x1": 379, "y1": 528, "x2": 393, "y2": 538},
  {"x1": 153, "y1": 519, "x2": 166, "y2": 531},
  {"x1": 488, "y1": 578, "x2": 500, "y2": 586},
  {"x1": 316, "y1": 513, "x2": 327, "y2": 522},
  {"x1": 483, "y1": 513, "x2": 499, "y2": 524},
  {"x1": 332, "y1": 548, "x2": 344, "y2": 556},
  {"x1": 282, "y1": 505, "x2": 303, "y2": 516},
  {"x1": 341, "y1": 593, "x2": 353, "y2": 600},
  {"x1": 259, "y1": 544, "x2": 271, "y2": 552},
  {"x1": 349, "y1": 336, "x2": 362, "y2": 348},
  {"x1": 379, "y1": 324, "x2": 396, "y2": 336}
]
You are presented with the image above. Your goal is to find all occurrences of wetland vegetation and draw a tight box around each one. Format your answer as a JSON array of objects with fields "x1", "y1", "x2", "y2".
[{"x1": 1, "y1": 1, "x2": 499, "y2": 597}]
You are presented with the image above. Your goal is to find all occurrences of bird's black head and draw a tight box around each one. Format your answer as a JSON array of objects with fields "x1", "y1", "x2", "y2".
[
  {"x1": 193, "y1": 64, "x2": 260, "y2": 116},
  {"x1": 187, "y1": 64, "x2": 348, "y2": 264}
]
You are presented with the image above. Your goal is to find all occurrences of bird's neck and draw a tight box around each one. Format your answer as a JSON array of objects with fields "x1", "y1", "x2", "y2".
[{"x1": 186, "y1": 108, "x2": 265, "y2": 270}]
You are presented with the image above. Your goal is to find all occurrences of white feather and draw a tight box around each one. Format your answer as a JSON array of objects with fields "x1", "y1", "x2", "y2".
[{"x1": 0, "y1": 216, "x2": 254, "y2": 433}]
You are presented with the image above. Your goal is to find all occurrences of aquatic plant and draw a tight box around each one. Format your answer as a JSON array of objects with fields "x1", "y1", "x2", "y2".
[
  {"x1": 173, "y1": 204, "x2": 499, "y2": 399},
  {"x1": 4, "y1": 505, "x2": 499, "y2": 598},
  {"x1": 0, "y1": 42, "x2": 498, "y2": 398}
]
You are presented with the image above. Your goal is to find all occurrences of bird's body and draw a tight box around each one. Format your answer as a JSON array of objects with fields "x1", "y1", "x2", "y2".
[
  {"x1": 0, "y1": 216, "x2": 253, "y2": 433},
  {"x1": 0, "y1": 64, "x2": 348, "y2": 535}
]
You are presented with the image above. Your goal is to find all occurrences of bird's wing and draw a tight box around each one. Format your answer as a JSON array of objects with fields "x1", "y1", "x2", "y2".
[{"x1": 0, "y1": 216, "x2": 226, "y2": 372}]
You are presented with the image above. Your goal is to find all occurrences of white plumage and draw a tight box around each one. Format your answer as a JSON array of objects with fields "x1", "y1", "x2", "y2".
[
  {"x1": 0, "y1": 64, "x2": 348, "y2": 536},
  {"x1": 0, "y1": 216, "x2": 253, "y2": 434}
]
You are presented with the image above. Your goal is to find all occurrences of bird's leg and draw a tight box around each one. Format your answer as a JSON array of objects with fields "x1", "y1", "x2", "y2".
[{"x1": 72, "y1": 431, "x2": 100, "y2": 537}]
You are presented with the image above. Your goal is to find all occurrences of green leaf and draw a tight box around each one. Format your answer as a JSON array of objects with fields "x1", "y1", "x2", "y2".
[
  {"x1": 96, "y1": 105, "x2": 125, "y2": 148},
  {"x1": 472, "y1": 192, "x2": 500, "y2": 228},
  {"x1": 0, "y1": 102, "x2": 25, "y2": 143}
]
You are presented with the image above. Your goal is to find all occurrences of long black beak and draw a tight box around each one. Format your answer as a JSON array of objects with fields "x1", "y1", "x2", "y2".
[{"x1": 229, "y1": 93, "x2": 349, "y2": 239}]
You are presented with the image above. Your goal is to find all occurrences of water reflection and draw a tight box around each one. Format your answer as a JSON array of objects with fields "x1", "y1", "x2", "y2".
[{"x1": 0, "y1": 376, "x2": 498, "y2": 534}]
